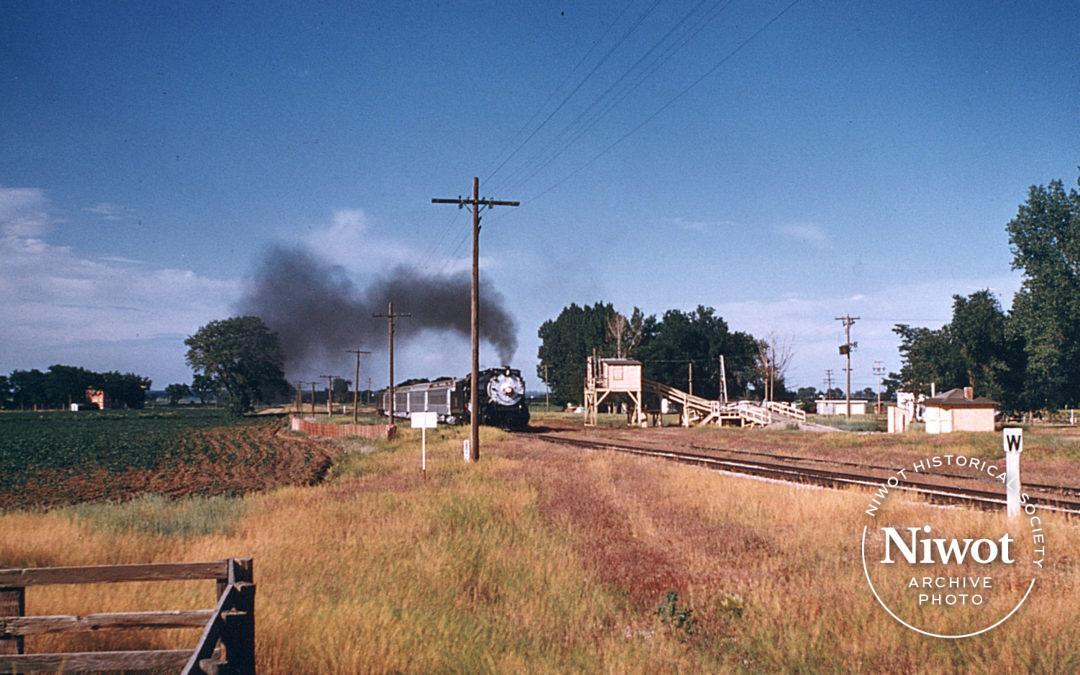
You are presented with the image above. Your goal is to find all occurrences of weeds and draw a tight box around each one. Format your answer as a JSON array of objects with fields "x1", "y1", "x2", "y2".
[{"x1": 656, "y1": 591, "x2": 698, "y2": 638}]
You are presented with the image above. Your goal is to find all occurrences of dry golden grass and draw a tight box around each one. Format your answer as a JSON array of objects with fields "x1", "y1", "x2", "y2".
[{"x1": 2, "y1": 425, "x2": 1079, "y2": 672}]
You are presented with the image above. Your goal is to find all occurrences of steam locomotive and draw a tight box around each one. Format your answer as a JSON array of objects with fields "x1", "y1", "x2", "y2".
[{"x1": 379, "y1": 366, "x2": 530, "y2": 430}]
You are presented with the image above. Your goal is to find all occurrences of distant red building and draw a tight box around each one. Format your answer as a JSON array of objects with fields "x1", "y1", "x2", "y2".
[{"x1": 86, "y1": 387, "x2": 106, "y2": 410}]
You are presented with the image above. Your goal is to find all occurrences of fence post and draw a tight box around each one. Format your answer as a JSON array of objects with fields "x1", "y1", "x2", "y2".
[
  {"x1": 0, "y1": 586, "x2": 25, "y2": 654},
  {"x1": 222, "y1": 558, "x2": 255, "y2": 675}
]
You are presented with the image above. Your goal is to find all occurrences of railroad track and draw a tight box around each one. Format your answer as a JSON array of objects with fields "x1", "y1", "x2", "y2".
[
  {"x1": 682, "y1": 442, "x2": 1080, "y2": 498},
  {"x1": 535, "y1": 433, "x2": 1080, "y2": 516}
]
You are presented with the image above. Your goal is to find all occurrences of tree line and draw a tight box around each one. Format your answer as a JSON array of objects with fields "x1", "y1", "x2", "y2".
[
  {"x1": 537, "y1": 304, "x2": 787, "y2": 406},
  {"x1": 0, "y1": 365, "x2": 151, "y2": 410},
  {"x1": 888, "y1": 173, "x2": 1080, "y2": 413}
]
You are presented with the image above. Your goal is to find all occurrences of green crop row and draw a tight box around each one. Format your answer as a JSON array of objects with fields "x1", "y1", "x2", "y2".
[{"x1": 0, "y1": 409, "x2": 272, "y2": 493}]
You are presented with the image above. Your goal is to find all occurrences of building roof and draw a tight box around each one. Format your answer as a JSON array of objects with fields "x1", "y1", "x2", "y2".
[
  {"x1": 925, "y1": 388, "x2": 998, "y2": 408},
  {"x1": 601, "y1": 358, "x2": 642, "y2": 365}
]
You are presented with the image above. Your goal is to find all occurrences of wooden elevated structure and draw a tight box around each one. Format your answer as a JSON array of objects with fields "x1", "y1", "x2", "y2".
[
  {"x1": 584, "y1": 356, "x2": 645, "y2": 426},
  {"x1": 583, "y1": 356, "x2": 806, "y2": 428}
]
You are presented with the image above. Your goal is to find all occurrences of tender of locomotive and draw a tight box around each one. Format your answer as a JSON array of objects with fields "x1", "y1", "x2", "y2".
[{"x1": 379, "y1": 366, "x2": 530, "y2": 430}]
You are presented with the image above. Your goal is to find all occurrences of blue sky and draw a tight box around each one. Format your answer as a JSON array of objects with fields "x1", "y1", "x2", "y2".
[{"x1": 2, "y1": 0, "x2": 1078, "y2": 393}]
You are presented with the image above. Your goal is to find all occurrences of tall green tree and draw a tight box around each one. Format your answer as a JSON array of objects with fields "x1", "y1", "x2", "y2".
[
  {"x1": 185, "y1": 316, "x2": 289, "y2": 414},
  {"x1": 891, "y1": 290, "x2": 1025, "y2": 410},
  {"x1": 635, "y1": 306, "x2": 760, "y2": 400},
  {"x1": 1007, "y1": 175, "x2": 1080, "y2": 409},
  {"x1": 165, "y1": 383, "x2": 192, "y2": 405},
  {"x1": 191, "y1": 373, "x2": 219, "y2": 405},
  {"x1": 537, "y1": 302, "x2": 620, "y2": 405}
]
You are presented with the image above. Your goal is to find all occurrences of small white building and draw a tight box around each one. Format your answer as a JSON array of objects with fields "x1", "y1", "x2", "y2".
[
  {"x1": 923, "y1": 387, "x2": 997, "y2": 434},
  {"x1": 815, "y1": 399, "x2": 868, "y2": 416}
]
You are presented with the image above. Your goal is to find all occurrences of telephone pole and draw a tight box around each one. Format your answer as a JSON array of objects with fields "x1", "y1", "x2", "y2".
[
  {"x1": 835, "y1": 315, "x2": 859, "y2": 417},
  {"x1": 688, "y1": 360, "x2": 694, "y2": 397},
  {"x1": 309, "y1": 382, "x2": 317, "y2": 417},
  {"x1": 432, "y1": 177, "x2": 520, "y2": 463},
  {"x1": 873, "y1": 360, "x2": 886, "y2": 413},
  {"x1": 718, "y1": 355, "x2": 728, "y2": 403},
  {"x1": 293, "y1": 381, "x2": 303, "y2": 413},
  {"x1": 319, "y1": 375, "x2": 339, "y2": 418},
  {"x1": 373, "y1": 301, "x2": 410, "y2": 423},
  {"x1": 346, "y1": 348, "x2": 371, "y2": 423},
  {"x1": 824, "y1": 369, "x2": 834, "y2": 393}
]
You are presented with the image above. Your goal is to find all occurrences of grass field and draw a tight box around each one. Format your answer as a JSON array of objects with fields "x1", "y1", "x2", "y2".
[
  {"x1": 1, "y1": 424, "x2": 1078, "y2": 671},
  {"x1": 0, "y1": 409, "x2": 337, "y2": 510}
]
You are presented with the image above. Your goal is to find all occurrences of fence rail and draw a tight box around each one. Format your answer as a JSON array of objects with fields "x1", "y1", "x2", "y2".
[{"x1": 0, "y1": 558, "x2": 254, "y2": 675}]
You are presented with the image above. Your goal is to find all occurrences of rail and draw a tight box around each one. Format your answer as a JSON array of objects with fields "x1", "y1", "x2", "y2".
[
  {"x1": 537, "y1": 434, "x2": 1080, "y2": 515},
  {"x1": 0, "y1": 558, "x2": 255, "y2": 674}
]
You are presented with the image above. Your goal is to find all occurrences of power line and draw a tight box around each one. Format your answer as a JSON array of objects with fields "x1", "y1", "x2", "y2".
[
  {"x1": 498, "y1": 0, "x2": 734, "y2": 196},
  {"x1": 482, "y1": 0, "x2": 634, "y2": 183},
  {"x1": 527, "y1": 0, "x2": 805, "y2": 204},
  {"x1": 483, "y1": 0, "x2": 664, "y2": 184}
]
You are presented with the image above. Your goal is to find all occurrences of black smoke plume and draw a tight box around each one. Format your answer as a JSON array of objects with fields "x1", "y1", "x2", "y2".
[{"x1": 236, "y1": 245, "x2": 518, "y2": 376}]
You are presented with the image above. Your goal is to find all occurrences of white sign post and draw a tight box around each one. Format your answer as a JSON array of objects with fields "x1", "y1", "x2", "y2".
[
  {"x1": 1003, "y1": 427, "x2": 1023, "y2": 519},
  {"x1": 463, "y1": 439, "x2": 471, "y2": 463},
  {"x1": 411, "y1": 412, "x2": 438, "y2": 478}
]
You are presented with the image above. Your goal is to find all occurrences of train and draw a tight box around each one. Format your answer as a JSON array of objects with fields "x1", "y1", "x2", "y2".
[{"x1": 379, "y1": 366, "x2": 530, "y2": 430}]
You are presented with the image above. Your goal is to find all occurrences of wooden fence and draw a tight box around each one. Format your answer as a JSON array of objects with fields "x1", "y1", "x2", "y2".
[
  {"x1": 0, "y1": 558, "x2": 255, "y2": 674},
  {"x1": 291, "y1": 415, "x2": 396, "y2": 440}
]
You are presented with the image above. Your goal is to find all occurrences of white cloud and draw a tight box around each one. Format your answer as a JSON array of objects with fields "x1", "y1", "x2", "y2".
[
  {"x1": 83, "y1": 202, "x2": 133, "y2": 221},
  {"x1": 303, "y1": 208, "x2": 490, "y2": 276},
  {"x1": 0, "y1": 186, "x2": 239, "y2": 384},
  {"x1": 777, "y1": 223, "x2": 830, "y2": 248},
  {"x1": 667, "y1": 217, "x2": 743, "y2": 233},
  {"x1": 0, "y1": 187, "x2": 50, "y2": 238},
  {"x1": 705, "y1": 274, "x2": 1023, "y2": 388}
]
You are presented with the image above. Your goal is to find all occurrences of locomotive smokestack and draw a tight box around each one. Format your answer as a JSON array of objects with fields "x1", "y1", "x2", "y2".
[{"x1": 237, "y1": 244, "x2": 518, "y2": 375}]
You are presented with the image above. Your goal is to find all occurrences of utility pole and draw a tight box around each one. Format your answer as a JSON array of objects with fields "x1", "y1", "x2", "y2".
[
  {"x1": 718, "y1": 355, "x2": 728, "y2": 403},
  {"x1": 309, "y1": 382, "x2": 317, "y2": 417},
  {"x1": 367, "y1": 377, "x2": 372, "y2": 405},
  {"x1": 873, "y1": 360, "x2": 886, "y2": 414},
  {"x1": 432, "y1": 177, "x2": 519, "y2": 463},
  {"x1": 346, "y1": 348, "x2": 371, "y2": 423},
  {"x1": 824, "y1": 369, "x2": 834, "y2": 394},
  {"x1": 373, "y1": 301, "x2": 410, "y2": 424},
  {"x1": 688, "y1": 360, "x2": 694, "y2": 397},
  {"x1": 294, "y1": 381, "x2": 302, "y2": 413},
  {"x1": 835, "y1": 315, "x2": 859, "y2": 418},
  {"x1": 543, "y1": 364, "x2": 550, "y2": 412},
  {"x1": 320, "y1": 375, "x2": 338, "y2": 418}
]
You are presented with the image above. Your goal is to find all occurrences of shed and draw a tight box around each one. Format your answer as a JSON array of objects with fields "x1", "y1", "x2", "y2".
[
  {"x1": 599, "y1": 358, "x2": 642, "y2": 392},
  {"x1": 814, "y1": 399, "x2": 867, "y2": 416},
  {"x1": 923, "y1": 387, "x2": 997, "y2": 434}
]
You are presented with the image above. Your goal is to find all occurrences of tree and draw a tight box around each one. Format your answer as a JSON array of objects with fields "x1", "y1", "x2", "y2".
[
  {"x1": 332, "y1": 377, "x2": 351, "y2": 402},
  {"x1": 191, "y1": 373, "x2": 218, "y2": 405},
  {"x1": 537, "y1": 302, "x2": 621, "y2": 405},
  {"x1": 185, "y1": 316, "x2": 289, "y2": 414},
  {"x1": 891, "y1": 290, "x2": 1026, "y2": 411},
  {"x1": 634, "y1": 306, "x2": 760, "y2": 400},
  {"x1": 950, "y1": 290, "x2": 1025, "y2": 409},
  {"x1": 99, "y1": 371, "x2": 151, "y2": 409},
  {"x1": 0, "y1": 375, "x2": 12, "y2": 409},
  {"x1": 755, "y1": 332, "x2": 795, "y2": 402},
  {"x1": 165, "y1": 383, "x2": 192, "y2": 405},
  {"x1": 1007, "y1": 174, "x2": 1080, "y2": 409},
  {"x1": 605, "y1": 309, "x2": 645, "y2": 359}
]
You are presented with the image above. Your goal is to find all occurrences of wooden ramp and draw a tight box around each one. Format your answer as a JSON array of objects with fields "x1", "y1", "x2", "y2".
[{"x1": 643, "y1": 380, "x2": 807, "y2": 427}]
